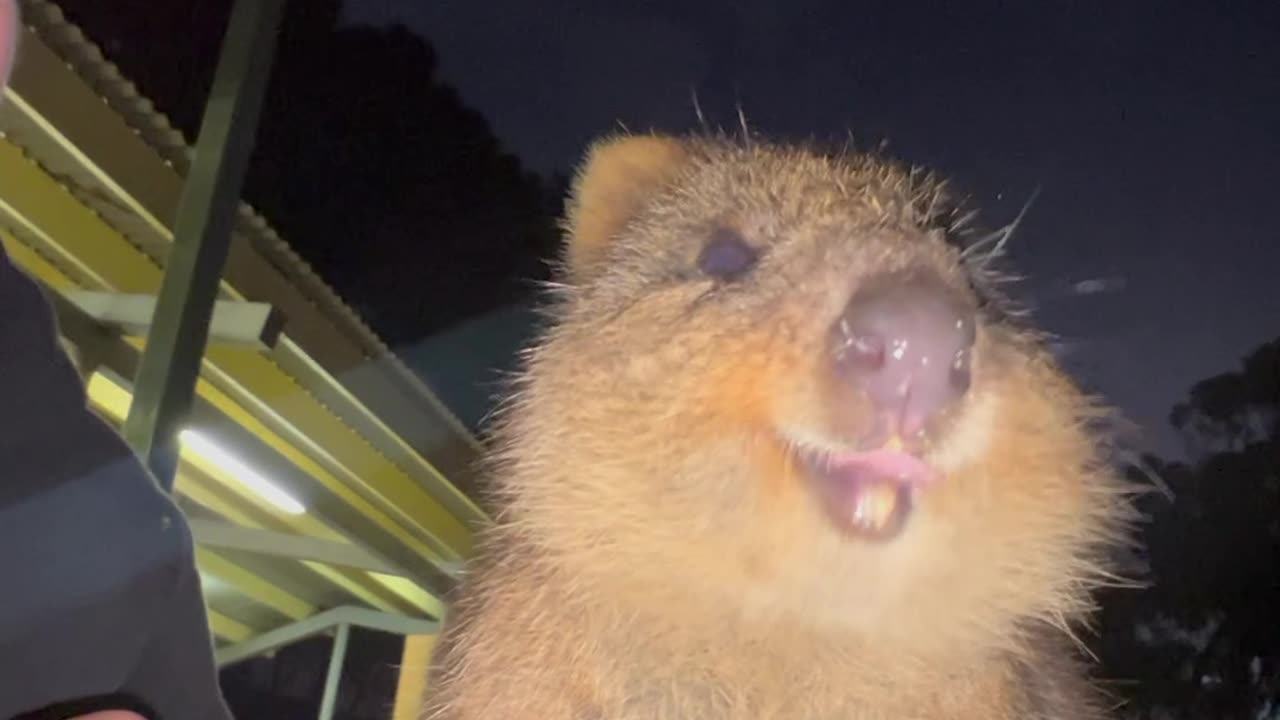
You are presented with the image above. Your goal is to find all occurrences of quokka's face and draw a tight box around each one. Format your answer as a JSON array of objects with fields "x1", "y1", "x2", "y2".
[{"x1": 502, "y1": 134, "x2": 1132, "y2": 655}]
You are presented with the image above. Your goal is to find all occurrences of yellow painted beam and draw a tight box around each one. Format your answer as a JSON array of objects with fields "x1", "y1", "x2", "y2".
[
  {"x1": 7, "y1": 28, "x2": 484, "y2": 537},
  {"x1": 183, "y1": 356, "x2": 469, "y2": 565},
  {"x1": 0, "y1": 140, "x2": 157, "y2": 293},
  {"x1": 180, "y1": 477, "x2": 427, "y2": 616},
  {"x1": 205, "y1": 346, "x2": 475, "y2": 561},
  {"x1": 392, "y1": 634, "x2": 439, "y2": 720},
  {"x1": 82, "y1": 372, "x2": 431, "y2": 616},
  {"x1": 176, "y1": 476, "x2": 419, "y2": 616},
  {"x1": 195, "y1": 548, "x2": 317, "y2": 621},
  {"x1": 19, "y1": 229, "x2": 443, "y2": 618},
  {"x1": 85, "y1": 369, "x2": 448, "y2": 615},
  {"x1": 208, "y1": 610, "x2": 255, "y2": 644},
  {"x1": 5, "y1": 23, "x2": 183, "y2": 242},
  {"x1": 368, "y1": 572, "x2": 443, "y2": 616},
  {"x1": 0, "y1": 142, "x2": 472, "y2": 564},
  {"x1": 2, "y1": 67, "x2": 473, "y2": 619},
  {"x1": 1, "y1": 233, "x2": 75, "y2": 292}
]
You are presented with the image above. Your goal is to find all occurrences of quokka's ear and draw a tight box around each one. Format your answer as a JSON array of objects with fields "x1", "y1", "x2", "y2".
[{"x1": 560, "y1": 133, "x2": 689, "y2": 284}]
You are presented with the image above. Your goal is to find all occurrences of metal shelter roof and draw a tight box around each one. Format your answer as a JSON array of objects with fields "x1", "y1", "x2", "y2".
[{"x1": 1, "y1": 0, "x2": 489, "y2": 653}]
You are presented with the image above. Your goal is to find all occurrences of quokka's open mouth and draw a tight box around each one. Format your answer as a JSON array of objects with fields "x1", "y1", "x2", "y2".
[{"x1": 790, "y1": 435, "x2": 940, "y2": 541}]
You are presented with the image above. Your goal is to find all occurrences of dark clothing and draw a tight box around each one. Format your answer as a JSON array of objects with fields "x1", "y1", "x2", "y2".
[{"x1": 0, "y1": 245, "x2": 232, "y2": 719}]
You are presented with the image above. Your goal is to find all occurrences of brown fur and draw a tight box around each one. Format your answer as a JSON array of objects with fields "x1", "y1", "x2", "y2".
[{"x1": 421, "y1": 133, "x2": 1140, "y2": 719}]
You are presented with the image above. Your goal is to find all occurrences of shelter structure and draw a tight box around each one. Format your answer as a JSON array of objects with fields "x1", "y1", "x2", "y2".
[{"x1": 1, "y1": 1, "x2": 488, "y2": 714}]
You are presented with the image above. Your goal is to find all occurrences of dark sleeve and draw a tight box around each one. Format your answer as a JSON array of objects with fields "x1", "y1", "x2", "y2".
[{"x1": 0, "y1": 245, "x2": 233, "y2": 720}]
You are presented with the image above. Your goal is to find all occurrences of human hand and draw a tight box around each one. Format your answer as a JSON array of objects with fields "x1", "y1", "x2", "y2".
[{"x1": 0, "y1": 0, "x2": 15, "y2": 84}]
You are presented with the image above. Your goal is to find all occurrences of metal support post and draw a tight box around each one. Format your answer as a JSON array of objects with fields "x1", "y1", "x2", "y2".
[
  {"x1": 392, "y1": 634, "x2": 439, "y2": 720},
  {"x1": 65, "y1": 291, "x2": 285, "y2": 350},
  {"x1": 318, "y1": 623, "x2": 351, "y2": 720},
  {"x1": 215, "y1": 605, "x2": 440, "y2": 668},
  {"x1": 122, "y1": 0, "x2": 286, "y2": 490}
]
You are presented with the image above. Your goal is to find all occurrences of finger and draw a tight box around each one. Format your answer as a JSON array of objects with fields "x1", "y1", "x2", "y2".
[{"x1": 0, "y1": 0, "x2": 16, "y2": 87}]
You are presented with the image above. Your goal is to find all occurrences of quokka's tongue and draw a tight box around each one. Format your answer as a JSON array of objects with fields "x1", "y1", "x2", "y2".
[{"x1": 814, "y1": 447, "x2": 938, "y2": 540}]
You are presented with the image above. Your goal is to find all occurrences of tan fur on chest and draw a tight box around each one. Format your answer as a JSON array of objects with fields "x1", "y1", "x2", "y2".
[{"x1": 424, "y1": 550, "x2": 1073, "y2": 720}]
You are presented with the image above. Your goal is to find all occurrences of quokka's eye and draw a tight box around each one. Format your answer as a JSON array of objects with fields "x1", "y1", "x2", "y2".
[{"x1": 697, "y1": 227, "x2": 759, "y2": 282}]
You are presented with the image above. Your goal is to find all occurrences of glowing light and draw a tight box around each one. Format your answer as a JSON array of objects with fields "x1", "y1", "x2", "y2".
[{"x1": 179, "y1": 429, "x2": 306, "y2": 515}]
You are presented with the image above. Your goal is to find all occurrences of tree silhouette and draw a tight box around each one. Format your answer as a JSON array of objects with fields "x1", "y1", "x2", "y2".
[
  {"x1": 1170, "y1": 339, "x2": 1280, "y2": 455},
  {"x1": 1097, "y1": 335, "x2": 1280, "y2": 719},
  {"x1": 54, "y1": 0, "x2": 564, "y2": 346}
]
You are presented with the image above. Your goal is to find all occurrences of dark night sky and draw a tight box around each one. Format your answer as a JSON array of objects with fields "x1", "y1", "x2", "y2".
[{"x1": 343, "y1": 0, "x2": 1279, "y2": 458}]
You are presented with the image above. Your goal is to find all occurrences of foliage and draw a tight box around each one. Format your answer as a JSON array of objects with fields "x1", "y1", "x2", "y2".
[
  {"x1": 1096, "y1": 337, "x2": 1280, "y2": 719},
  {"x1": 55, "y1": 0, "x2": 565, "y2": 346}
]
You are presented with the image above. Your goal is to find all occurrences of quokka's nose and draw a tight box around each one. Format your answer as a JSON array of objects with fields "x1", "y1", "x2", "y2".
[{"x1": 830, "y1": 270, "x2": 978, "y2": 439}]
